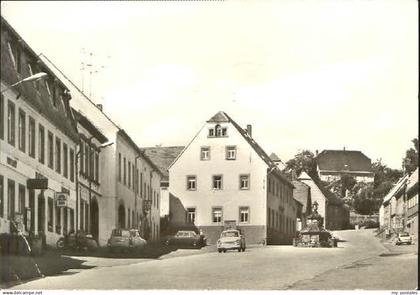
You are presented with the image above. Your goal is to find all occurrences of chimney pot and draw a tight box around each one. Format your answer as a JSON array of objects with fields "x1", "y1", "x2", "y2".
[{"x1": 246, "y1": 124, "x2": 252, "y2": 137}]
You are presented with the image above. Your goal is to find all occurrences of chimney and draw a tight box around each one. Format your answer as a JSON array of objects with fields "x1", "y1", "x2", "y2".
[
  {"x1": 96, "y1": 104, "x2": 103, "y2": 111},
  {"x1": 246, "y1": 124, "x2": 252, "y2": 137},
  {"x1": 343, "y1": 146, "x2": 346, "y2": 151},
  {"x1": 315, "y1": 150, "x2": 319, "y2": 156}
]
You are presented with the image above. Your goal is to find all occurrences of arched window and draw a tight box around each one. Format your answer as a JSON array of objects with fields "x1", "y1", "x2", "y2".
[{"x1": 215, "y1": 124, "x2": 222, "y2": 137}]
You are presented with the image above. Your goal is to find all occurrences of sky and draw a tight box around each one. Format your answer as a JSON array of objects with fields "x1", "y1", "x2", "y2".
[{"x1": 1, "y1": 0, "x2": 418, "y2": 169}]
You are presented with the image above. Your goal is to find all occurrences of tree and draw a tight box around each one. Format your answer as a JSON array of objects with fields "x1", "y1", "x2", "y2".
[
  {"x1": 284, "y1": 150, "x2": 318, "y2": 179},
  {"x1": 352, "y1": 183, "x2": 377, "y2": 215},
  {"x1": 403, "y1": 137, "x2": 419, "y2": 174}
]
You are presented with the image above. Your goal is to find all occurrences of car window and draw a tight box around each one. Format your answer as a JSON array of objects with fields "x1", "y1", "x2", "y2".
[
  {"x1": 176, "y1": 231, "x2": 186, "y2": 237},
  {"x1": 400, "y1": 233, "x2": 409, "y2": 237},
  {"x1": 121, "y1": 230, "x2": 130, "y2": 237},
  {"x1": 221, "y1": 231, "x2": 239, "y2": 237}
]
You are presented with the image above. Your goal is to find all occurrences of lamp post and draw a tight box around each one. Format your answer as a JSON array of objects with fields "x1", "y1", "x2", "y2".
[{"x1": 1, "y1": 72, "x2": 48, "y2": 94}]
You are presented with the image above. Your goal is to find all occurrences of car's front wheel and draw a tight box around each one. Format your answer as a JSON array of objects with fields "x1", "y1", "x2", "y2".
[{"x1": 218, "y1": 249, "x2": 222, "y2": 253}]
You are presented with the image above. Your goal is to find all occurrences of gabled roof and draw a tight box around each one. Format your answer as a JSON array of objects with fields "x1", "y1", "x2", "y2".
[
  {"x1": 298, "y1": 172, "x2": 343, "y2": 206},
  {"x1": 316, "y1": 150, "x2": 373, "y2": 172},
  {"x1": 382, "y1": 174, "x2": 410, "y2": 205},
  {"x1": 143, "y1": 146, "x2": 185, "y2": 179},
  {"x1": 207, "y1": 111, "x2": 230, "y2": 123},
  {"x1": 169, "y1": 111, "x2": 293, "y2": 187}
]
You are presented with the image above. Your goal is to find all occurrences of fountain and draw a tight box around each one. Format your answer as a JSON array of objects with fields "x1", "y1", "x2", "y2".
[{"x1": 293, "y1": 201, "x2": 337, "y2": 247}]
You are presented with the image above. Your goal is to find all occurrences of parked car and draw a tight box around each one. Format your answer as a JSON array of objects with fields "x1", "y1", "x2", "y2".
[
  {"x1": 395, "y1": 232, "x2": 412, "y2": 245},
  {"x1": 57, "y1": 230, "x2": 98, "y2": 252},
  {"x1": 217, "y1": 229, "x2": 246, "y2": 253},
  {"x1": 107, "y1": 229, "x2": 147, "y2": 253},
  {"x1": 165, "y1": 230, "x2": 205, "y2": 248}
]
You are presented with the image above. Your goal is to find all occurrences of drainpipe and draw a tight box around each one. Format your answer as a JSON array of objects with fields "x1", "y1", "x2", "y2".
[{"x1": 75, "y1": 149, "x2": 81, "y2": 232}]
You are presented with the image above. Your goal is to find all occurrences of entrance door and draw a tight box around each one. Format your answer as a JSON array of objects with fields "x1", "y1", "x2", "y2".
[
  {"x1": 37, "y1": 192, "x2": 45, "y2": 233},
  {"x1": 118, "y1": 204, "x2": 125, "y2": 229},
  {"x1": 90, "y1": 198, "x2": 99, "y2": 241}
]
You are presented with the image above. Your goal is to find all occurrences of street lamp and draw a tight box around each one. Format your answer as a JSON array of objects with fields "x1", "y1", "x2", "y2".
[{"x1": 1, "y1": 72, "x2": 48, "y2": 95}]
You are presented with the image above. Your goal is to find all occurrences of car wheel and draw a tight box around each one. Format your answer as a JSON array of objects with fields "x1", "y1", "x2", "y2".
[
  {"x1": 223, "y1": 249, "x2": 227, "y2": 253},
  {"x1": 242, "y1": 247, "x2": 246, "y2": 252},
  {"x1": 218, "y1": 249, "x2": 222, "y2": 253}
]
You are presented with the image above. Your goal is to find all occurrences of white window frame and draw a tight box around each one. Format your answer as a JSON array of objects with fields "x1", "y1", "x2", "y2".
[
  {"x1": 212, "y1": 175, "x2": 223, "y2": 190},
  {"x1": 239, "y1": 174, "x2": 250, "y2": 190},
  {"x1": 187, "y1": 175, "x2": 197, "y2": 191},
  {"x1": 187, "y1": 208, "x2": 196, "y2": 224},
  {"x1": 226, "y1": 146, "x2": 236, "y2": 160},
  {"x1": 200, "y1": 146, "x2": 210, "y2": 160},
  {"x1": 239, "y1": 207, "x2": 250, "y2": 223},
  {"x1": 212, "y1": 207, "x2": 223, "y2": 224}
]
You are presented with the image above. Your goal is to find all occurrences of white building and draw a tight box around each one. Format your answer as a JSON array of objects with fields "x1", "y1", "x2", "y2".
[
  {"x1": 41, "y1": 55, "x2": 162, "y2": 243},
  {"x1": 168, "y1": 111, "x2": 296, "y2": 245},
  {"x1": 1, "y1": 16, "x2": 79, "y2": 246}
]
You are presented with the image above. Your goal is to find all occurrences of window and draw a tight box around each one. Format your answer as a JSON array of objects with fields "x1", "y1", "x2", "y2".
[
  {"x1": 187, "y1": 208, "x2": 196, "y2": 224},
  {"x1": 200, "y1": 147, "x2": 210, "y2": 160},
  {"x1": 226, "y1": 146, "x2": 236, "y2": 160},
  {"x1": 209, "y1": 125, "x2": 227, "y2": 137},
  {"x1": 55, "y1": 205, "x2": 61, "y2": 234},
  {"x1": 212, "y1": 175, "x2": 223, "y2": 190},
  {"x1": 140, "y1": 172, "x2": 143, "y2": 197},
  {"x1": 80, "y1": 140, "x2": 84, "y2": 174},
  {"x1": 18, "y1": 110, "x2": 26, "y2": 151},
  {"x1": 0, "y1": 94, "x2": 4, "y2": 140},
  {"x1": 267, "y1": 209, "x2": 271, "y2": 227},
  {"x1": 187, "y1": 176, "x2": 197, "y2": 190},
  {"x1": 89, "y1": 146, "x2": 94, "y2": 179},
  {"x1": 0, "y1": 175, "x2": 3, "y2": 218},
  {"x1": 212, "y1": 207, "x2": 223, "y2": 223},
  {"x1": 95, "y1": 151, "x2": 99, "y2": 182},
  {"x1": 28, "y1": 117, "x2": 35, "y2": 158},
  {"x1": 70, "y1": 148, "x2": 75, "y2": 182},
  {"x1": 63, "y1": 143, "x2": 68, "y2": 178},
  {"x1": 239, "y1": 207, "x2": 250, "y2": 223},
  {"x1": 70, "y1": 209, "x2": 74, "y2": 232},
  {"x1": 84, "y1": 143, "x2": 89, "y2": 175},
  {"x1": 18, "y1": 184, "x2": 25, "y2": 214},
  {"x1": 240, "y1": 175, "x2": 250, "y2": 190},
  {"x1": 123, "y1": 157, "x2": 126, "y2": 185},
  {"x1": 48, "y1": 131, "x2": 54, "y2": 169},
  {"x1": 7, "y1": 101, "x2": 16, "y2": 146},
  {"x1": 55, "y1": 137, "x2": 61, "y2": 173},
  {"x1": 128, "y1": 161, "x2": 131, "y2": 188},
  {"x1": 118, "y1": 153, "x2": 122, "y2": 182},
  {"x1": 8, "y1": 179, "x2": 15, "y2": 220}
]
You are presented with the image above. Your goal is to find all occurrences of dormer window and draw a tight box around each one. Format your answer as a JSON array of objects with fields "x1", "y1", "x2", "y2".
[{"x1": 208, "y1": 124, "x2": 227, "y2": 137}]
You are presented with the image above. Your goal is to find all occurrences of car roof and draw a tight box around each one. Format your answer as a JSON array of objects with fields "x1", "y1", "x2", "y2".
[{"x1": 222, "y1": 229, "x2": 239, "y2": 233}]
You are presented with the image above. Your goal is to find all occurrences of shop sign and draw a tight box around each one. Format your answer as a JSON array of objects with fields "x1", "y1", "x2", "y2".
[
  {"x1": 55, "y1": 192, "x2": 69, "y2": 207},
  {"x1": 27, "y1": 178, "x2": 48, "y2": 189}
]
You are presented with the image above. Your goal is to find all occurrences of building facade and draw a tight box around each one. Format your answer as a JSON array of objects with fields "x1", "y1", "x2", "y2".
[
  {"x1": 168, "y1": 111, "x2": 295, "y2": 245},
  {"x1": 73, "y1": 110, "x2": 110, "y2": 244},
  {"x1": 41, "y1": 55, "x2": 162, "y2": 244},
  {"x1": 1, "y1": 16, "x2": 79, "y2": 246},
  {"x1": 406, "y1": 168, "x2": 418, "y2": 242},
  {"x1": 316, "y1": 149, "x2": 375, "y2": 183}
]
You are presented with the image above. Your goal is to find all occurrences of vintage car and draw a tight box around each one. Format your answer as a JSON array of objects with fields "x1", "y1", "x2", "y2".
[
  {"x1": 217, "y1": 229, "x2": 246, "y2": 253},
  {"x1": 107, "y1": 229, "x2": 147, "y2": 252},
  {"x1": 165, "y1": 230, "x2": 206, "y2": 248},
  {"x1": 395, "y1": 232, "x2": 412, "y2": 245}
]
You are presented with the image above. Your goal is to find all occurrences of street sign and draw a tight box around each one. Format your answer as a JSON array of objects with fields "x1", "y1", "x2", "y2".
[
  {"x1": 27, "y1": 178, "x2": 48, "y2": 189},
  {"x1": 55, "y1": 192, "x2": 69, "y2": 207}
]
